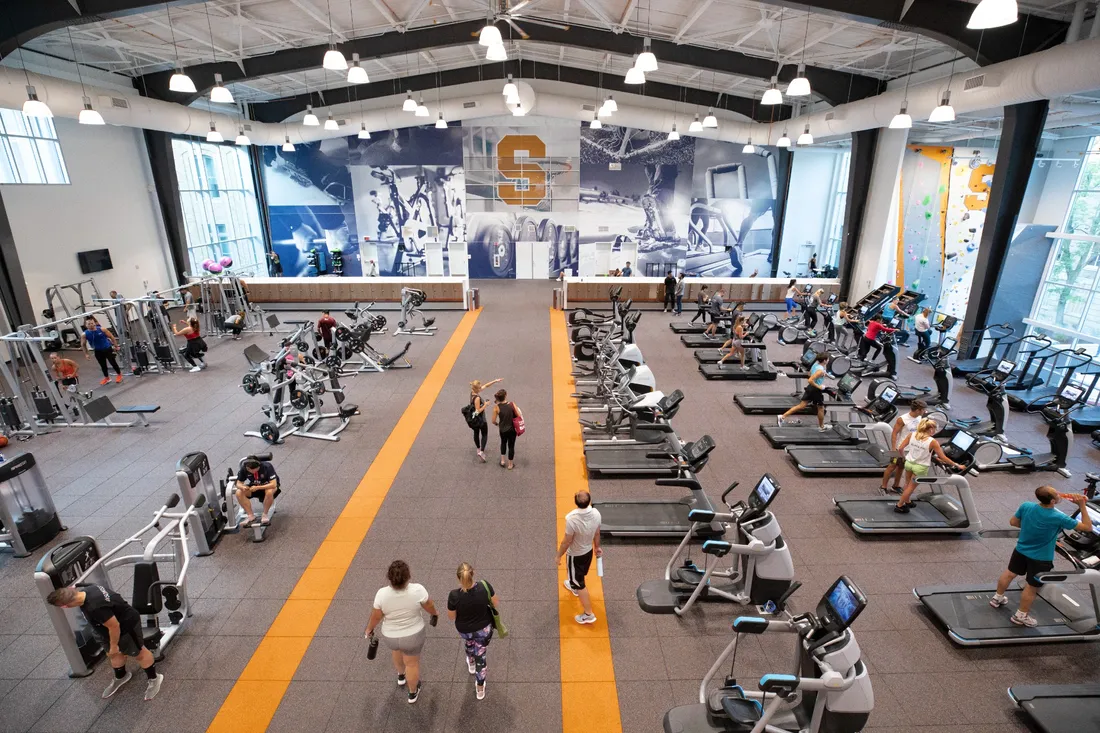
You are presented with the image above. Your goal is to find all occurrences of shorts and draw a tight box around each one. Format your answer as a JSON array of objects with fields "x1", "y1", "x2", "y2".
[
  {"x1": 94, "y1": 619, "x2": 144, "y2": 657},
  {"x1": 801, "y1": 385, "x2": 825, "y2": 406},
  {"x1": 785, "y1": 298, "x2": 796, "y2": 311},
  {"x1": 565, "y1": 550, "x2": 594, "y2": 591},
  {"x1": 239, "y1": 481, "x2": 282, "y2": 502},
  {"x1": 381, "y1": 626, "x2": 427, "y2": 654},
  {"x1": 710, "y1": 312, "x2": 722, "y2": 324},
  {"x1": 61, "y1": 377, "x2": 78, "y2": 386},
  {"x1": 903, "y1": 460, "x2": 929, "y2": 477},
  {"x1": 1008, "y1": 549, "x2": 1054, "y2": 588}
]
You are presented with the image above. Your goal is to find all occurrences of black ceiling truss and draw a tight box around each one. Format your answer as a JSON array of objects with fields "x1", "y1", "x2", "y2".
[
  {"x1": 250, "y1": 59, "x2": 794, "y2": 125},
  {"x1": 138, "y1": 19, "x2": 880, "y2": 107}
]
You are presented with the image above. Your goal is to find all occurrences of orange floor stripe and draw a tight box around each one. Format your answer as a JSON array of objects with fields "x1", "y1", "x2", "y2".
[
  {"x1": 206, "y1": 308, "x2": 481, "y2": 733},
  {"x1": 550, "y1": 310, "x2": 623, "y2": 732}
]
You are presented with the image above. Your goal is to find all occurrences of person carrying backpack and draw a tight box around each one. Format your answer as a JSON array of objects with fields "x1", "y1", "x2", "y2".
[{"x1": 462, "y1": 378, "x2": 501, "y2": 462}]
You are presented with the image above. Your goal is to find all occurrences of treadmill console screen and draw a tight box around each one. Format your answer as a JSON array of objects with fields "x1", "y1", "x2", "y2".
[
  {"x1": 750, "y1": 474, "x2": 780, "y2": 510},
  {"x1": 878, "y1": 386, "x2": 898, "y2": 404},
  {"x1": 822, "y1": 576, "x2": 867, "y2": 631},
  {"x1": 836, "y1": 373, "x2": 860, "y2": 394},
  {"x1": 801, "y1": 350, "x2": 818, "y2": 368},
  {"x1": 686, "y1": 435, "x2": 716, "y2": 462},
  {"x1": 1059, "y1": 384, "x2": 1085, "y2": 403},
  {"x1": 938, "y1": 315, "x2": 958, "y2": 330},
  {"x1": 994, "y1": 360, "x2": 1016, "y2": 379},
  {"x1": 950, "y1": 431, "x2": 976, "y2": 452},
  {"x1": 826, "y1": 293, "x2": 838, "y2": 305}
]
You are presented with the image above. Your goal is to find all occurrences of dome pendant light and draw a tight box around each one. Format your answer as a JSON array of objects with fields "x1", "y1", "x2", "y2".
[
  {"x1": 502, "y1": 74, "x2": 518, "y2": 99},
  {"x1": 282, "y1": 136, "x2": 295, "y2": 152},
  {"x1": 761, "y1": 76, "x2": 783, "y2": 105},
  {"x1": 22, "y1": 86, "x2": 52, "y2": 118},
  {"x1": 598, "y1": 102, "x2": 612, "y2": 118},
  {"x1": 797, "y1": 125, "x2": 813, "y2": 146},
  {"x1": 624, "y1": 63, "x2": 646, "y2": 85},
  {"x1": 303, "y1": 104, "x2": 320, "y2": 126},
  {"x1": 347, "y1": 53, "x2": 369, "y2": 84},
  {"x1": 742, "y1": 139, "x2": 755, "y2": 154},
  {"x1": 786, "y1": 64, "x2": 811, "y2": 97},
  {"x1": 603, "y1": 95, "x2": 618, "y2": 113},
  {"x1": 512, "y1": 102, "x2": 526, "y2": 117},
  {"x1": 589, "y1": 114, "x2": 602, "y2": 129},
  {"x1": 402, "y1": 91, "x2": 417, "y2": 112},
  {"x1": 210, "y1": 73, "x2": 234, "y2": 104},
  {"x1": 636, "y1": 38, "x2": 658, "y2": 73},
  {"x1": 968, "y1": 0, "x2": 1018, "y2": 29},
  {"x1": 688, "y1": 114, "x2": 703, "y2": 133},
  {"x1": 929, "y1": 91, "x2": 956, "y2": 122},
  {"x1": 702, "y1": 108, "x2": 718, "y2": 128},
  {"x1": 479, "y1": 23, "x2": 503, "y2": 47},
  {"x1": 435, "y1": 112, "x2": 448, "y2": 129},
  {"x1": 358, "y1": 123, "x2": 371, "y2": 139},
  {"x1": 415, "y1": 97, "x2": 429, "y2": 117},
  {"x1": 235, "y1": 127, "x2": 251, "y2": 145},
  {"x1": 777, "y1": 130, "x2": 791, "y2": 148},
  {"x1": 206, "y1": 122, "x2": 223, "y2": 143},
  {"x1": 169, "y1": 70, "x2": 197, "y2": 94},
  {"x1": 889, "y1": 103, "x2": 913, "y2": 129},
  {"x1": 486, "y1": 43, "x2": 507, "y2": 61},
  {"x1": 667, "y1": 124, "x2": 679, "y2": 141},
  {"x1": 324, "y1": 114, "x2": 339, "y2": 131},
  {"x1": 323, "y1": 45, "x2": 348, "y2": 71},
  {"x1": 79, "y1": 97, "x2": 104, "y2": 125}
]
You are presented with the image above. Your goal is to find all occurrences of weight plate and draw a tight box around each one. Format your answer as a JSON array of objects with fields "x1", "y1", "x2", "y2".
[{"x1": 259, "y1": 422, "x2": 280, "y2": 444}]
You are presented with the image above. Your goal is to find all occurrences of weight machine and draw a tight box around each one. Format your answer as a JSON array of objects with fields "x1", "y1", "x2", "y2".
[{"x1": 394, "y1": 288, "x2": 436, "y2": 336}]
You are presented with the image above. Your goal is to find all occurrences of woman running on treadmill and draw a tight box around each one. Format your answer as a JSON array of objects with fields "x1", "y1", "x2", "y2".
[
  {"x1": 777, "y1": 352, "x2": 831, "y2": 431},
  {"x1": 716, "y1": 315, "x2": 749, "y2": 370},
  {"x1": 468, "y1": 378, "x2": 502, "y2": 463},
  {"x1": 893, "y1": 418, "x2": 965, "y2": 513},
  {"x1": 880, "y1": 399, "x2": 926, "y2": 493},
  {"x1": 690, "y1": 285, "x2": 710, "y2": 324}
]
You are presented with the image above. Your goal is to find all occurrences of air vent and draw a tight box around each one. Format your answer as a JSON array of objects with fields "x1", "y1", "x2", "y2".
[
  {"x1": 963, "y1": 72, "x2": 1001, "y2": 92},
  {"x1": 242, "y1": 123, "x2": 253, "y2": 132},
  {"x1": 581, "y1": 103, "x2": 596, "y2": 112},
  {"x1": 824, "y1": 111, "x2": 835, "y2": 121},
  {"x1": 463, "y1": 100, "x2": 478, "y2": 109},
  {"x1": 110, "y1": 97, "x2": 129, "y2": 109}
]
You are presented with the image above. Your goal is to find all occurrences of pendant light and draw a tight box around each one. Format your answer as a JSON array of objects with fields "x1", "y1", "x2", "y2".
[
  {"x1": 67, "y1": 29, "x2": 102, "y2": 124},
  {"x1": 688, "y1": 113, "x2": 703, "y2": 132},
  {"x1": 165, "y1": 4, "x2": 196, "y2": 94},
  {"x1": 322, "y1": 0, "x2": 347, "y2": 70},
  {"x1": 624, "y1": 63, "x2": 645, "y2": 85},
  {"x1": 785, "y1": 14, "x2": 812, "y2": 97},
  {"x1": 777, "y1": 130, "x2": 791, "y2": 148},
  {"x1": 636, "y1": 38, "x2": 658, "y2": 73},
  {"x1": 512, "y1": 101, "x2": 526, "y2": 117},
  {"x1": 204, "y1": 6, "x2": 234, "y2": 103},
  {"x1": 22, "y1": 86, "x2": 52, "y2": 118},
  {"x1": 358, "y1": 123, "x2": 370, "y2": 139},
  {"x1": 598, "y1": 102, "x2": 612, "y2": 118},
  {"x1": 797, "y1": 125, "x2": 813, "y2": 145},
  {"x1": 890, "y1": 38, "x2": 916, "y2": 130},
  {"x1": 348, "y1": 54, "x2": 369, "y2": 84},
  {"x1": 929, "y1": 92, "x2": 956, "y2": 122},
  {"x1": 479, "y1": 23, "x2": 503, "y2": 47},
  {"x1": 589, "y1": 115, "x2": 602, "y2": 129},
  {"x1": 303, "y1": 104, "x2": 320, "y2": 126},
  {"x1": 702, "y1": 108, "x2": 718, "y2": 128},
  {"x1": 235, "y1": 127, "x2": 250, "y2": 145},
  {"x1": 967, "y1": 0, "x2": 1017, "y2": 29},
  {"x1": 435, "y1": 112, "x2": 447, "y2": 129},
  {"x1": 603, "y1": 95, "x2": 618, "y2": 113},
  {"x1": 742, "y1": 139, "x2": 755, "y2": 154},
  {"x1": 667, "y1": 124, "x2": 679, "y2": 141},
  {"x1": 502, "y1": 74, "x2": 518, "y2": 99},
  {"x1": 282, "y1": 135, "x2": 295, "y2": 152},
  {"x1": 402, "y1": 91, "x2": 417, "y2": 112},
  {"x1": 415, "y1": 97, "x2": 429, "y2": 117},
  {"x1": 206, "y1": 122, "x2": 223, "y2": 143},
  {"x1": 486, "y1": 43, "x2": 507, "y2": 61},
  {"x1": 761, "y1": 77, "x2": 783, "y2": 105},
  {"x1": 324, "y1": 114, "x2": 339, "y2": 131}
]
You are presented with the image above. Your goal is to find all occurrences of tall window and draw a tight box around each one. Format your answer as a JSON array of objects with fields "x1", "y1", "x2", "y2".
[
  {"x1": 171, "y1": 139, "x2": 264, "y2": 275},
  {"x1": 821, "y1": 151, "x2": 851, "y2": 270},
  {"x1": 0, "y1": 108, "x2": 69, "y2": 184}
]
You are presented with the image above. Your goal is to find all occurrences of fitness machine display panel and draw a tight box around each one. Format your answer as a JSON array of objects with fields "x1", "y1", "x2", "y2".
[
  {"x1": 950, "y1": 431, "x2": 976, "y2": 453},
  {"x1": 823, "y1": 576, "x2": 867, "y2": 631},
  {"x1": 751, "y1": 474, "x2": 780, "y2": 510}
]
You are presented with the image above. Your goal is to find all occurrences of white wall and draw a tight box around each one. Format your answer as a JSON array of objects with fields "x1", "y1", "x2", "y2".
[
  {"x1": 0, "y1": 118, "x2": 174, "y2": 321},
  {"x1": 849, "y1": 128, "x2": 909, "y2": 298},
  {"x1": 1029, "y1": 137, "x2": 1089, "y2": 227},
  {"x1": 777, "y1": 149, "x2": 843, "y2": 275}
]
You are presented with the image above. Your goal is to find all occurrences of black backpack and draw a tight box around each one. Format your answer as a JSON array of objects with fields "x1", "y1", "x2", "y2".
[{"x1": 461, "y1": 402, "x2": 479, "y2": 428}]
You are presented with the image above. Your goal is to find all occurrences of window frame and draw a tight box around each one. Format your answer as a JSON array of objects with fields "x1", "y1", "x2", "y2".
[{"x1": 0, "y1": 109, "x2": 70, "y2": 186}]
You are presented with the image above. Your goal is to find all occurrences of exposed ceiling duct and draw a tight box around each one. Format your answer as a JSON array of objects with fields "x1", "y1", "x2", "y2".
[{"x1": 4, "y1": 35, "x2": 1100, "y2": 144}]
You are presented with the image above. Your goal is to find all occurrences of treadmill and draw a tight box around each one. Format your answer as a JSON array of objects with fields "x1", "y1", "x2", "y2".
[
  {"x1": 785, "y1": 421, "x2": 894, "y2": 475},
  {"x1": 596, "y1": 448, "x2": 724, "y2": 538},
  {"x1": 734, "y1": 369, "x2": 862, "y2": 415},
  {"x1": 697, "y1": 321, "x2": 777, "y2": 381},
  {"x1": 832, "y1": 433, "x2": 982, "y2": 534},
  {"x1": 586, "y1": 434, "x2": 715, "y2": 478},
  {"x1": 914, "y1": 499, "x2": 1100, "y2": 645},
  {"x1": 760, "y1": 384, "x2": 898, "y2": 447},
  {"x1": 1008, "y1": 685, "x2": 1100, "y2": 733}
]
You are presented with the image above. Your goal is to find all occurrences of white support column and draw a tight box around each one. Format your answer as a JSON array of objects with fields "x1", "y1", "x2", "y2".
[{"x1": 848, "y1": 127, "x2": 909, "y2": 298}]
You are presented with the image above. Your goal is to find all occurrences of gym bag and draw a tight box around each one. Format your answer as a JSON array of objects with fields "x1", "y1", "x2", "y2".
[
  {"x1": 460, "y1": 402, "x2": 479, "y2": 428},
  {"x1": 481, "y1": 580, "x2": 508, "y2": 637},
  {"x1": 511, "y1": 403, "x2": 525, "y2": 436}
]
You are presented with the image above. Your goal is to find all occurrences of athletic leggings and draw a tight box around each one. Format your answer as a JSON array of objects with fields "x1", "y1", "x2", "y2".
[
  {"x1": 500, "y1": 430, "x2": 516, "y2": 460},
  {"x1": 858, "y1": 336, "x2": 882, "y2": 361},
  {"x1": 472, "y1": 422, "x2": 488, "y2": 451},
  {"x1": 459, "y1": 625, "x2": 492, "y2": 685},
  {"x1": 93, "y1": 349, "x2": 121, "y2": 378},
  {"x1": 690, "y1": 304, "x2": 707, "y2": 323}
]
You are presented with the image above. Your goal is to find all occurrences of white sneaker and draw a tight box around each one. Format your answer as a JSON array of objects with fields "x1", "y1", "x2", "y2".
[
  {"x1": 776, "y1": 416, "x2": 785, "y2": 426},
  {"x1": 189, "y1": 366, "x2": 202, "y2": 373},
  {"x1": 1011, "y1": 612, "x2": 1038, "y2": 628},
  {"x1": 562, "y1": 578, "x2": 578, "y2": 596},
  {"x1": 144, "y1": 673, "x2": 164, "y2": 701},
  {"x1": 476, "y1": 682, "x2": 486, "y2": 700},
  {"x1": 989, "y1": 594, "x2": 1008, "y2": 608},
  {"x1": 575, "y1": 613, "x2": 597, "y2": 625},
  {"x1": 819, "y1": 424, "x2": 833, "y2": 432},
  {"x1": 102, "y1": 671, "x2": 132, "y2": 699},
  {"x1": 467, "y1": 657, "x2": 476, "y2": 675}
]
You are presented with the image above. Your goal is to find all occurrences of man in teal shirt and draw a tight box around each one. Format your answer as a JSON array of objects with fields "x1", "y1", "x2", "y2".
[{"x1": 989, "y1": 486, "x2": 1092, "y2": 627}]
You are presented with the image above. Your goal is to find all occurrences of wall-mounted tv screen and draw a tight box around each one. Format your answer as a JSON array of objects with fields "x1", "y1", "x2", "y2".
[{"x1": 77, "y1": 249, "x2": 113, "y2": 274}]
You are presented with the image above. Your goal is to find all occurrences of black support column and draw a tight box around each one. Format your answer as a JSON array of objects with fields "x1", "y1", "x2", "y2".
[
  {"x1": 959, "y1": 100, "x2": 1049, "y2": 354},
  {"x1": 838, "y1": 129, "x2": 879, "y2": 298},
  {"x1": 769, "y1": 147, "x2": 795, "y2": 277},
  {"x1": 0, "y1": 191, "x2": 36, "y2": 326},
  {"x1": 143, "y1": 130, "x2": 189, "y2": 283}
]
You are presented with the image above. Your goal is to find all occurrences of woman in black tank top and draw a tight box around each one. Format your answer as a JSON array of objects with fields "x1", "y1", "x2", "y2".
[{"x1": 491, "y1": 389, "x2": 522, "y2": 470}]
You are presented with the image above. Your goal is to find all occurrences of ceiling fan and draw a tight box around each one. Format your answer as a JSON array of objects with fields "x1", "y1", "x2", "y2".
[{"x1": 469, "y1": 0, "x2": 571, "y2": 40}]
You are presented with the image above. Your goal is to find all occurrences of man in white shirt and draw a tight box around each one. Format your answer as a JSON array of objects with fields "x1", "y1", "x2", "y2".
[
  {"x1": 557, "y1": 490, "x2": 603, "y2": 625},
  {"x1": 910, "y1": 307, "x2": 933, "y2": 362}
]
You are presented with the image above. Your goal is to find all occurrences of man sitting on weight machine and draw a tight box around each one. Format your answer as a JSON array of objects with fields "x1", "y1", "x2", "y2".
[{"x1": 234, "y1": 457, "x2": 280, "y2": 527}]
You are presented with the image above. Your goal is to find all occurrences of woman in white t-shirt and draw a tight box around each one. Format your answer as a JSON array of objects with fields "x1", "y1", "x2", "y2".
[
  {"x1": 894, "y1": 418, "x2": 964, "y2": 513},
  {"x1": 881, "y1": 399, "x2": 926, "y2": 492},
  {"x1": 364, "y1": 560, "x2": 439, "y2": 704}
]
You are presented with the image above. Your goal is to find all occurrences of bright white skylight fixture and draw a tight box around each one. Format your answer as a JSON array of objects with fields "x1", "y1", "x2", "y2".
[{"x1": 967, "y1": 0, "x2": 1018, "y2": 29}]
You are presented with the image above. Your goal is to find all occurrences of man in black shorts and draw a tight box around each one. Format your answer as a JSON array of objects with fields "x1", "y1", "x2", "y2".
[
  {"x1": 989, "y1": 486, "x2": 1091, "y2": 627},
  {"x1": 777, "y1": 352, "x2": 832, "y2": 431},
  {"x1": 235, "y1": 457, "x2": 280, "y2": 527},
  {"x1": 703, "y1": 288, "x2": 729, "y2": 340},
  {"x1": 557, "y1": 491, "x2": 603, "y2": 625},
  {"x1": 46, "y1": 585, "x2": 164, "y2": 700}
]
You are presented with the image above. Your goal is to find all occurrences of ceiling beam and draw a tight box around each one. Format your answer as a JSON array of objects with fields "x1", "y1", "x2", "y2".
[
  {"x1": 248, "y1": 58, "x2": 795, "y2": 125},
  {"x1": 674, "y1": 0, "x2": 716, "y2": 42},
  {"x1": 138, "y1": 18, "x2": 880, "y2": 106}
]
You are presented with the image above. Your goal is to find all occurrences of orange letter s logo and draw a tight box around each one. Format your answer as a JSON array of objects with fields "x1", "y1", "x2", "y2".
[{"x1": 497, "y1": 134, "x2": 546, "y2": 206}]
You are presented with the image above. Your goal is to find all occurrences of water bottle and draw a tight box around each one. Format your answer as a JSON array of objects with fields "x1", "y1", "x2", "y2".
[
  {"x1": 366, "y1": 632, "x2": 379, "y2": 660},
  {"x1": 597, "y1": 556, "x2": 604, "y2": 577}
]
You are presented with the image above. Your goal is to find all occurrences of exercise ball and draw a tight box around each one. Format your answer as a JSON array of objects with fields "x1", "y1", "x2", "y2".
[
  {"x1": 0, "y1": 435, "x2": 9, "y2": 448},
  {"x1": 219, "y1": 256, "x2": 233, "y2": 268},
  {"x1": 201, "y1": 259, "x2": 215, "y2": 271},
  {"x1": 207, "y1": 263, "x2": 223, "y2": 274}
]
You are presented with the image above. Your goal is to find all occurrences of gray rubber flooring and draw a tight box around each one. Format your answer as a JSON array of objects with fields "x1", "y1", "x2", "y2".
[{"x1": 0, "y1": 279, "x2": 1096, "y2": 733}]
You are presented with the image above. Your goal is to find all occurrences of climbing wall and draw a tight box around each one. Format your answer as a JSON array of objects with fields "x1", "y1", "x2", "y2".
[{"x1": 941, "y1": 148, "x2": 996, "y2": 319}]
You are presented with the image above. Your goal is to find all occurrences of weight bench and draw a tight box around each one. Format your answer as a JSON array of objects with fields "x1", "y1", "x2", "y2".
[{"x1": 75, "y1": 396, "x2": 160, "y2": 428}]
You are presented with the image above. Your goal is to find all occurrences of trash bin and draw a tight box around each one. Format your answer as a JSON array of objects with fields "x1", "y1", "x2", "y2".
[
  {"x1": 468, "y1": 288, "x2": 480, "y2": 310},
  {"x1": 553, "y1": 288, "x2": 563, "y2": 310},
  {"x1": 0, "y1": 453, "x2": 64, "y2": 557}
]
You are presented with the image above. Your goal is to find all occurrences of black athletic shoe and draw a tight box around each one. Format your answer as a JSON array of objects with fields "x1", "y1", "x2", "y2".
[
  {"x1": 893, "y1": 504, "x2": 910, "y2": 514},
  {"x1": 408, "y1": 682, "x2": 422, "y2": 704}
]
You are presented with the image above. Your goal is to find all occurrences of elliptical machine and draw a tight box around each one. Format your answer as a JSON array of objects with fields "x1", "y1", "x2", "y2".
[{"x1": 968, "y1": 383, "x2": 1085, "y2": 477}]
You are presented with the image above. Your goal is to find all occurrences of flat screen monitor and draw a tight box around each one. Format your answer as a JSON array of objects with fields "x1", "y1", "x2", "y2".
[
  {"x1": 825, "y1": 576, "x2": 866, "y2": 630},
  {"x1": 801, "y1": 350, "x2": 817, "y2": 368},
  {"x1": 1060, "y1": 384, "x2": 1085, "y2": 403},
  {"x1": 751, "y1": 474, "x2": 780, "y2": 509},
  {"x1": 826, "y1": 293, "x2": 838, "y2": 305},
  {"x1": 77, "y1": 249, "x2": 113, "y2": 274},
  {"x1": 995, "y1": 360, "x2": 1016, "y2": 376},
  {"x1": 802, "y1": 284, "x2": 812, "y2": 293},
  {"x1": 878, "y1": 386, "x2": 898, "y2": 404},
  {"x1": 951, "y1": 431, "x2": 976, "y2": 452},
  {"x1": 836, "y1": 373, "x2": 860, "y2": 393}
]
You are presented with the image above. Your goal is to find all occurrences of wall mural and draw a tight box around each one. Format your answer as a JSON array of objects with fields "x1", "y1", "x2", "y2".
[
  {"x1": 896, "y1": 145, "x2": 996, "y2": 317},
  {"x1": 261, "y1": 122, "x2": 786, "y2": 279}
]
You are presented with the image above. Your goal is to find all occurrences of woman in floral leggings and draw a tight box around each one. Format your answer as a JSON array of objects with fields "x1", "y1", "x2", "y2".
[{"x1": 446, "y1": 562, "x2": 497, "y2": 701}]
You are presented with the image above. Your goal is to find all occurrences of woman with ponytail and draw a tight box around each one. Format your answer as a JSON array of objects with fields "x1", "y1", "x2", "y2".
[
  {"x1": 893, "y1": 418, "x2": 964, "y2": 513},
  {"x1": 446, "y1": 562, "x2": 497, "y2": 700}
]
